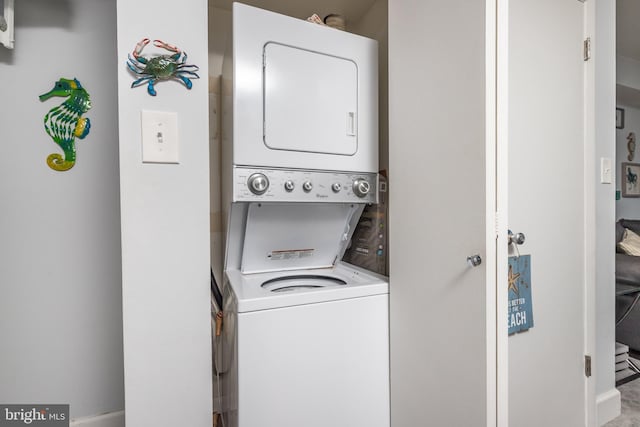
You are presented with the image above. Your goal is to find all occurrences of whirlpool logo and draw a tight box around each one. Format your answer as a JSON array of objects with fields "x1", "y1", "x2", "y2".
[{"x1": 0, "y1": 405, "x2": 68, "y2": 426}]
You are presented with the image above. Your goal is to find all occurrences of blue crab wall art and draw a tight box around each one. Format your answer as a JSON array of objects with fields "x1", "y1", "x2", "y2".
[{"x1": 127, "y1": 38, "x2": 200, "y2": 96}]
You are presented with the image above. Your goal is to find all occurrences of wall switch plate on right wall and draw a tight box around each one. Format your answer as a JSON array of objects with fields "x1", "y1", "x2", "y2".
[{"x1": 601, "y1": 157, "x2": 612, "y2": 184}]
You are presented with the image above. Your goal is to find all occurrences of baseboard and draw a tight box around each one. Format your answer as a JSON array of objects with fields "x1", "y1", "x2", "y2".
[
  {"x1": 596, "y1": 388, "x2": 621, "y2": 426},
  {"x1": 70, "y1": 411, "x2": 124, "y2": 427}
]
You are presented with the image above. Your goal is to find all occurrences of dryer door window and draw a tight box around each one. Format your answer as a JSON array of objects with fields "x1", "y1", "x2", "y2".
[{"x1": 263, "y1": 42, "x2": 358, "y2": 156}]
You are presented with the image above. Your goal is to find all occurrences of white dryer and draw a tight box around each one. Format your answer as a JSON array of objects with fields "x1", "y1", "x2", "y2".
[{"x1": 222, "y1": 2, "x2": 379, "y2": 175}]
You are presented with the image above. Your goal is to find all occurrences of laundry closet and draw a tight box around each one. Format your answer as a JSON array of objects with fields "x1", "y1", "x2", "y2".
[{"x1": 207, "y1": 2, "x2": 389, "y2": 426}]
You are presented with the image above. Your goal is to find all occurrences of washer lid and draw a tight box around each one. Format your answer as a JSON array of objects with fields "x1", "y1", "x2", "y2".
[{"x1": 240, "y1": 202, "x2": 363, "y2": 274}]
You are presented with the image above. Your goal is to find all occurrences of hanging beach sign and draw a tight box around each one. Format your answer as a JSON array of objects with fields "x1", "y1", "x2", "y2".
[{"x1": 508, "y1": 254, "x2": 534, "y2": 335}]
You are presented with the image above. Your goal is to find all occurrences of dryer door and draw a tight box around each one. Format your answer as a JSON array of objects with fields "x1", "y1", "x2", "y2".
[{"x1": 263, "y1": 42, "x2": 358, "y2": 156}]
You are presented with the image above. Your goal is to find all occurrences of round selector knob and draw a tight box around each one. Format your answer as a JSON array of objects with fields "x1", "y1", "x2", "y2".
[
  {"x1": 302, "y1": 181, "x2": 313, "y2": 193},
  {"x1": 284, "y1": 180, "x2": 295, "y2": 192},
  {"x1": 331, "y1": 183, "x2": 342, "y2": 193},
  {"x1": 247, "y1": 173, "x2": 269, "y2": 195},
  {"x1": 352, "y1": 178, "x2": 371, "y2": 198}
]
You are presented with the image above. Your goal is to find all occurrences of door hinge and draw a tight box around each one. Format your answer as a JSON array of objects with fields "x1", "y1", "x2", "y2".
[
  {"x1": 583, "y1": 38, "x2": 591, "y2": 61},
  {"x1": 585, "y1": 355, "x2": 592, "y2": 377}
]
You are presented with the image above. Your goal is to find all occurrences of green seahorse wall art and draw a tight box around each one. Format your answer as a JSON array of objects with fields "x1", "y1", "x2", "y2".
[{"x1": 39, "y1": 78, "x2": 92, "y2": 171}]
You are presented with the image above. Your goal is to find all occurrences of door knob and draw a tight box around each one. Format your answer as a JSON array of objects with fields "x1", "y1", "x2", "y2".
[
  {"x1": 508, "y1": 230, "x2": 526, "y2": 245},
  {"x1": 467, "y1": 254, "x2": 482, "y2": 267}
]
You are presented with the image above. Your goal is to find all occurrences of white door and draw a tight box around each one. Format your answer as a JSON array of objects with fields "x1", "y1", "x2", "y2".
[
  {"x1": 507, "y1": 0, "x2": 587, "y2": 425},
  {"x1": 388, "y1": 0, "x2": 497, "y2": 425}
]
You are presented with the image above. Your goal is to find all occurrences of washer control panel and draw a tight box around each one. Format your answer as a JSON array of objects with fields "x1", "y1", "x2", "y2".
[{"x1": 233, "y1": 167, "x2": 378, "y2": 203}]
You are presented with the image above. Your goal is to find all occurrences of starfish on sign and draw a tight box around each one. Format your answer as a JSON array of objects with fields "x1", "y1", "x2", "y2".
[{"x1": 508, "y1": 264, "x2": 520, "y2": 296}]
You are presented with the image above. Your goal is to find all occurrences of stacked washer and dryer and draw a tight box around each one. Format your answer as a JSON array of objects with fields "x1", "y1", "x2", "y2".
[{"x1": 220, "y1": 4, "x2": 389, "y2": 427}]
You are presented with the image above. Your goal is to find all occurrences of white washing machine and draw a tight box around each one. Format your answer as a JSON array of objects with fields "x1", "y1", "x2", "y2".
[{"x1": 221, "y1": 202, "x2": 389, "y2": 427}]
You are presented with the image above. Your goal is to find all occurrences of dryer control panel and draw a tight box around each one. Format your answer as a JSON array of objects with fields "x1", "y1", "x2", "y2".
[{"x1": 233, "y1": 166, "x2": 378, "y2": 204}]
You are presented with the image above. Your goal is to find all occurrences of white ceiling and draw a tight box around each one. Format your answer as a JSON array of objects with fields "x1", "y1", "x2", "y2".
[
  {"x1": 618, "y1": 0, "x2": 640, "y2": 60},
  {"x1": 210, "y1": 0, "x2": 378, "y2": 25}
]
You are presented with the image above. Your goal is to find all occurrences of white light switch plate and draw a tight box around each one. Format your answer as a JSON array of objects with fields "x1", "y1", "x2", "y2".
[
  {"x1": 141, "y1": 110, "x2": 179, "y2": 164},
  {"x1": 601, "y1": 157, "x2": 612, "y2": 184}
]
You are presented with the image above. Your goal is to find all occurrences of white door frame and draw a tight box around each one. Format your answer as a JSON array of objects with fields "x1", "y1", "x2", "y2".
[
  {"x1": 583, "y1": 2, "x2": 597, "y2": 425},
  {"x1": 494, "y1": 0, "x2": 509, "y2": 425}
]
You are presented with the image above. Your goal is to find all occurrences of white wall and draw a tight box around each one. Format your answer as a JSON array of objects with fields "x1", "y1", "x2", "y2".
[
  {"x1": 0, "y1": 0, "x2": 123, "y2": 420},
  {"x1": 116, "y1": 1, "x2": 212, "y2": 426},
  {"x1": 616, "y1": 105, "x2": 640, "y2": 219}
]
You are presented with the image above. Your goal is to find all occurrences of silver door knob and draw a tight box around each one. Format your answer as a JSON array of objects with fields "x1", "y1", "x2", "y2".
[
  {"x1": 467, "y1": 254, "x2": 482, "y2": 267},
  {"x1": 508, "y1": 230, "x2": 526, "y2": 245}
]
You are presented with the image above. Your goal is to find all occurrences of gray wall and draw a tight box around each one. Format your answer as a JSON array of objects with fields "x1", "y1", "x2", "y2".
[
  {"x1": 616, "y1": 105, "x2": 640, "y2": 219},
  {"x1": 0, "y1": 0, "x2": 123, "y2": 420},
  {"x1": 616, "y1": 55, "x2": 640, "y2": 220}
]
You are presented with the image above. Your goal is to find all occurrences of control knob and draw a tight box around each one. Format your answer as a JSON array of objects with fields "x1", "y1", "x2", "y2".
[
  {"x1": 352, "y1": 178, "x2": 371, "y2": 198},
  {"x1": 302, "y1": 181, "x2": 313, "y2": 193},
  {"x1": 247, "y1": 173, "x2": 269, "y2": 195},
  {"x1": 284, "y1": 180, "x2": 295, "y2": 192},
  {"x1": 331, "y1": 183, "x2": 342, "y2": 193}
]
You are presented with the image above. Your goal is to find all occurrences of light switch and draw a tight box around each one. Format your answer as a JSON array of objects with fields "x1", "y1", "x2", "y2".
[
  {"x1": 601, "y1": 157, "x2": 612, "y2": 184},
  {"x1": 141, "y1": 110, "x2": 179, "y2": 164}
]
